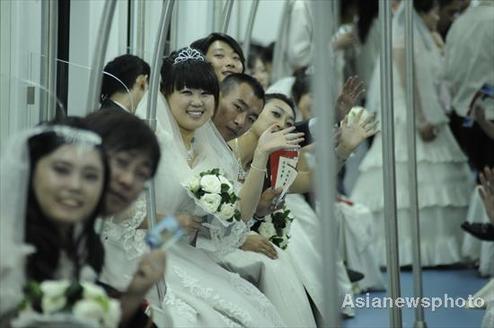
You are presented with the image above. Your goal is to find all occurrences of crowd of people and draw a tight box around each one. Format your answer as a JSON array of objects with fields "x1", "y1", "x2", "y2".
[{"x1": 0, "y1": 0, "x2": 493, "y2": 327}]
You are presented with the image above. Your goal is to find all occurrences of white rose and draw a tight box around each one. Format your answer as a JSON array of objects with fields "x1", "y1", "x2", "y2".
[
  {"x1": 258, "y1": 222, "x2": 276, "y2": 239},
  {"x1": 41, "y1": 294, "x2": 67, "y2": 314},
  {"x1": 73, "y1": 299, "x2": 105, "y2": 324},
  {"x1": 81, "y1": 282, "x2": 107, "y2": 299},
  {"x1": 200, "y1": 175, "x2": 222, "y2": 194},
  {"x1": 40, "y1": 280, "x2": 70, "y2": 298},
  {"x1": 218, "y1": 203, "x2": 236, "y2": 220},
  {"x1": 218, "y1": 175, "x2": 233, "y2": 190},
  {"x1": 40, "y1": 280, "x2": 69, "y2": 313},
  {"x1": 103, "y1": 299, "x2": 122, "y2": 328},
  {"x1": 187, "y1": 177, "x2": 201, "y2": 193},
  {"x1": 347, "y1": 106, "x2": 369, "y2": 125},
  {"x1": 200, "y1": 193, "x2": 222, "y2": 213}
]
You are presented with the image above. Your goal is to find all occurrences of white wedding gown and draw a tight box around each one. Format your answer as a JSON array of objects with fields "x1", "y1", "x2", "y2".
[
  {"x1": 113, "y1": 93, "x2": 286, "y2": 327},
  {"x1": 351, "y1": 8, "x2": 473, "y2": 267},
  {"x1": 284, "y1": 193, "x2": 356, "y2": 318},
  {"x1": 216, "y1": 231, "x2": 317, "y2": 327}
]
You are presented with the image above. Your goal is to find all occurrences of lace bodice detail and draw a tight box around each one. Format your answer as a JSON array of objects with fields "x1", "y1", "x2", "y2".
[{"x1": 101, "y1": 196, "x2": 148, "y2": 260}]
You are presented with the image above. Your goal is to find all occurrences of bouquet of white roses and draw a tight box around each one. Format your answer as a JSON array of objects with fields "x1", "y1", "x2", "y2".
[
  {"x1": 184, "y1": 168, "x2": 241, "y2": 227},
  {"x1": 12, "y1": 280, "x2": 121, "y2": 328},
  {"x1": 257, "y1": 206, "x2": 294, "y2": 250}
]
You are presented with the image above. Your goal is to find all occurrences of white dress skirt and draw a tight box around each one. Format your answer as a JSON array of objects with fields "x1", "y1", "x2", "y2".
[
  {"x1": 336, "y1": 201, "x2": 386, "y2": 292},
  {"x1": 284, "y1": 193, "x2": 356, "y2": 318},
  {"x1": 462, "y1": 187, "x2": 494, "y2": 276},
  {"x1": 218, "y1": 234, "x2": 317, "y2": 327},
  {"x1": 99, "y1": 198, "x2": 286, "y2": 328},
  {"x1": 351, "y1": 61, "x2": 473, "y2": 267}
]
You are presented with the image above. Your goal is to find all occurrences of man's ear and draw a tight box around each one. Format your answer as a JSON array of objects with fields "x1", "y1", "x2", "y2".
[{"x1": 135, "y1": 74, "x2": 148, "y2": 90}]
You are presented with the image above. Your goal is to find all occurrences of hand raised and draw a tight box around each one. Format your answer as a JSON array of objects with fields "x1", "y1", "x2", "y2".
[
  {"x1": 336, "y1": 76, "x2": 365, "y2": 121},
  {"x1": 339, "y1": 110, "x2": 379, "y2": 154},
  {"x1": 257, "y1": 125, "x2": 304, "y2": 155}
]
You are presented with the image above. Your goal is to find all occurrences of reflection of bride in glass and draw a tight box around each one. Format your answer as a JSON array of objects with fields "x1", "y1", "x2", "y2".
[{"x1": 108, "y1": 47, "x2": 301, "y2": 327}]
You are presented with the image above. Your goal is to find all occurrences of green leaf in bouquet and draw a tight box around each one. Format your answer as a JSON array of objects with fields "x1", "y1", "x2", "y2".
[
  {"x1": 234, "y1": 209, "x2": 241, "y2": 221},
  {"x1": 65, "y1": 282, "x2": 83, "y2": 308},
  {"x1": 21, "y1": 281, "x2": 43, "y2": 311},
  {"x1": 221, "y1": 183, "x2": 230, "y2": 193}
]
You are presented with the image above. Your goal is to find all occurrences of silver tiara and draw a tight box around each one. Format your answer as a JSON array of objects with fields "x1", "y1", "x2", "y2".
[
  {"x1": 35, "y1": 125, "x2": 102, "y2": 146},
  {"x1": 173, "y1": 47, "x2": 205, "y2": 65}
]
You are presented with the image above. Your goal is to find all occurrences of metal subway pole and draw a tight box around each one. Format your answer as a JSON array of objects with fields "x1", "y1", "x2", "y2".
[
  {"x1": 379, "y1": 0, "x2": 403, "y2": 326},
  {"x1": 129, "y1": 0, "x2": 146, "y2": 57},
  {"x1": 311, "y1": 1, "x2": 339, "y2": 327},
  {"x1": 145, "y1": 0, "x2": 176, "y2": 305},
  {"x1": 405, "y1": 2, "x2": 427, "y2": 327},
  {"x1": 86, "y1": 0, "x2": 116, "y2": 114},
  {"x1": 221, "y1": 0, "x2": 235, "y2": 33},
  {"x1": 241, "y1": 0, "x2": 259, "y2": 62},
  {"x1": 39, "y1": 0, "x2": 58, "y2": 122}
]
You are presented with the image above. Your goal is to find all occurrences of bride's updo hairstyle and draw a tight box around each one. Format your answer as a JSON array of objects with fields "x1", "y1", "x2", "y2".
[
  {"x1": 26, "y1": 119, "x2": 109, "y2": 282},
  {"x1": 160, "y1": 47, "x2": 220, "y2": 110}
]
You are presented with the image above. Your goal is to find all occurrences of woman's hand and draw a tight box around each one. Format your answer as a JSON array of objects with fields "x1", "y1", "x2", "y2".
[
  {"x1": 126, "y1": 249, "x2": 166, "y2": 297},
  {"x1": 256, "y1": 125, "x2": 304, "y2": 156},
  {"x1": 255, "y1": 188, "x2": 283, "y2": 218},
  {"x1": 240, "y1": 234, "x2": 278, "y2": 259},
  {"x1": 336, "y1": 76, "x2": 365, "y2": 121},
  {"x1": 479, "y1": 167, "x2": 494, "y2": 223},
  {"x1": 418, "y1": 122, "x2": 438, "y2": 142},
  {"x1": 339, "y1": 110, "x2": 379, "y2": 156},
  {"x1": 176, "y1": 213, "x2": 202, "y2": 236}
]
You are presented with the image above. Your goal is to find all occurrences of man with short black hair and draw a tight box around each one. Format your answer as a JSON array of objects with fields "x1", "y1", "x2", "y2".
[{"x1": 213, "y1": 73, "x2": 265, "y2": 141}]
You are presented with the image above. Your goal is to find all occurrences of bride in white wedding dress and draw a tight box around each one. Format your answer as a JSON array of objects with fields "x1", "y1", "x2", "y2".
[
  {"x1": 351, "y1": 2, "x2": 473, "y2": 267},
  {"x1": 102, "y1": 47, "x2": 309, "y2": 327}
]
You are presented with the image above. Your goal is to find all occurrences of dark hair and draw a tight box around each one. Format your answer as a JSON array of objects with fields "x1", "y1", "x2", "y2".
[
  {"x1": 265, "y1": 93, "x2": 296, "y2": 119},
  {"x1": 247, "y1": 50, "x2": 264, "y2": 72},
  {"x1": 85, "y1": 109, "x2": 161, "y2": 177},
  {"x1": 190, "y1": 33, "x2": 245, "y2": 72},
  {"x1": 291, "y1": 71, "x2": 311, "y2": 106},
  {"x1": 220, "y1": 73, "x2": 265, "y2": 105},
  {"x1": 262, "y1": 42, "x2": 275, "y2": 64},
  {"x1": 101, "y1": 54, "x2": 150, "y2": 101},
  {"x1": 161, "y1": 48, "x2": 220, "y2": 110},
  {"x1": 26, "y1": 119, "x2": 109, "y2": 282},
  {"x1": 356, "y1": 0, "x2": 379, "y2": 43},
  {"x1": 414, "y1": 0, "x2": 439, "y2": 13},
  {"x1": 437, "y1": 0, "x2": 458, "y2": 10}
]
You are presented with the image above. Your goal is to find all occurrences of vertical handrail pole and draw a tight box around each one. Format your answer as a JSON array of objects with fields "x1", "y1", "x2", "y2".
[
  {"x1": 86, "y1": 0, "x2": 117, "y2": 113},
  {"x1": 221, "y1": 0, "x2": 235, "y2": 33},
  {"x1": 379, "y1": 0, "x2": 403, "y2": 326},
  {"x1": 40, "y1": 0, "x2": 58, "y2": 122},
  {"x1": 312, "y1": 1, "x2": 339, "y2": 326},
  {"x1": 129, "y1": 0, "x2": 146, "y2": 57},
  {"x1": 144, "y1": 0, "x2": 176, "y2": 305},
  {"x1": 241, "y1": 0, "x2": 259, "y2": 62},
  {"x1": 405, "y1": 2, "x2": 428, "y2": 327}
]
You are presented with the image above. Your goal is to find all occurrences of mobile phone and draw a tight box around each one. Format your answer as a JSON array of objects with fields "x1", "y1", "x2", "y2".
[
  {"x1": 145, "y1": 216, "x2": 184, "y2": 250},
  {"x1": 294, "y1": 118, "x2": 317, "y2": 147}
]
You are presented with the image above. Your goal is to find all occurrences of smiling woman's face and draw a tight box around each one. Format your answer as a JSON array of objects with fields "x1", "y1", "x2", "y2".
[
  {"x1": 33, "y1": 144, "x2": 104, "y2": 224},
  {"x1": 253, "y1": 98, "x2": 295, "y2": 135},
  {"x1": 167, "y1": 87, "x2": 215, "y2": 133},
  {"x1": 206, "y1": 40, "x2": 243, "y2": 82}
]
